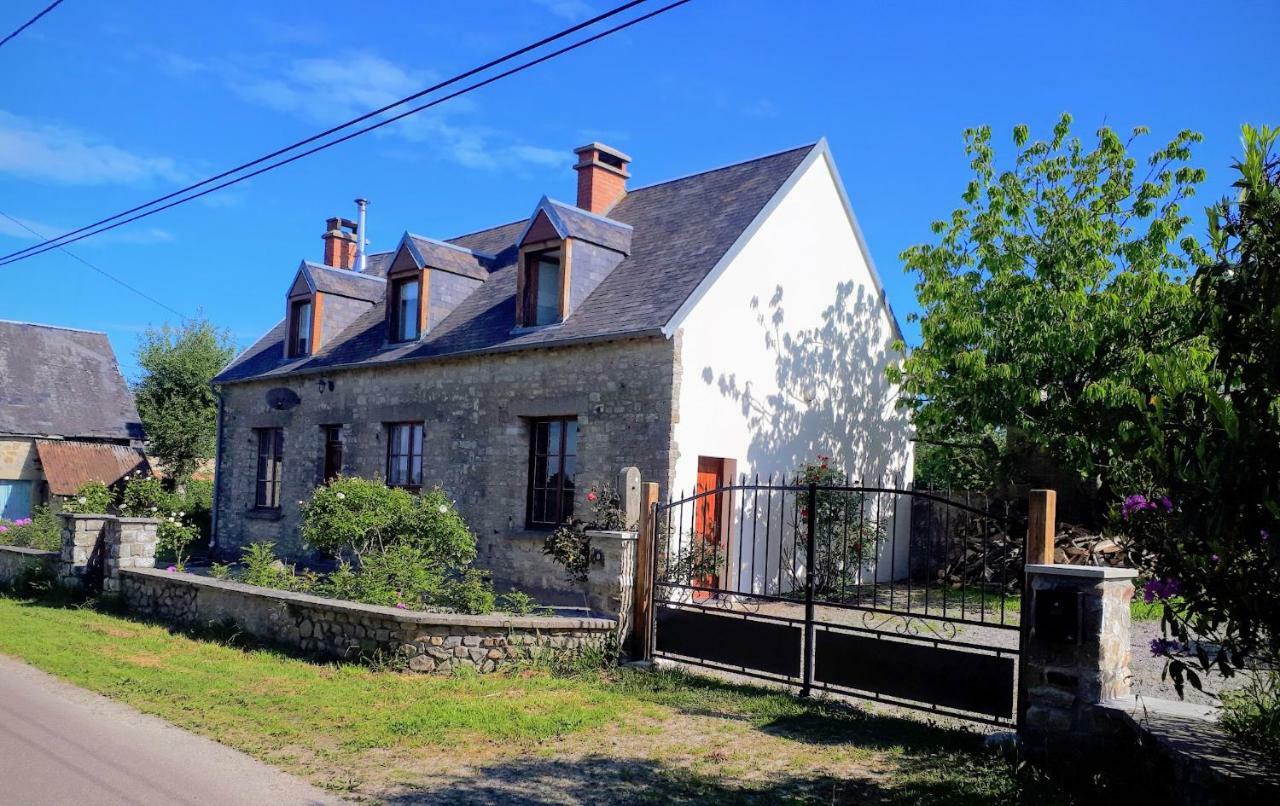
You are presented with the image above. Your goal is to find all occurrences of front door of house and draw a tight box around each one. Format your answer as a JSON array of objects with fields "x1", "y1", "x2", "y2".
[{"x1": 693, "y1": 456, "x2": 724, "y2": 600}]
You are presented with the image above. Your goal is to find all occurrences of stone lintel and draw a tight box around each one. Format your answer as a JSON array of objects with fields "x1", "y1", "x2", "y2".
[{"x1": 1025, "y1": 564, "x2": 1138, "y2": 581}]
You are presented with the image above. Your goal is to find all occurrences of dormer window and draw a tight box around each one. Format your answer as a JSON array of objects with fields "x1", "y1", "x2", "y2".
[
  {"x1": 390, "y1": 275, "x2": 421, "y2": 342},
  {"x1": 288, "y1": 298, "x2": 312, "y2": 357},
  {"x1": 522, "y1": 246, "x2": 563, "y2": 326}
]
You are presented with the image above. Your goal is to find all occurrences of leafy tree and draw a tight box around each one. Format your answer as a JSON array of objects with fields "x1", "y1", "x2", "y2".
[
  {"x1": 133, "y1": 317, "x2": 236, "y2": 485},
  {"x1": 889, "y1": 115, "x2": 1208, "y2": 520},
  {"x1": 1129, "y1": 125, "x2": 1280, "y2": 688}
]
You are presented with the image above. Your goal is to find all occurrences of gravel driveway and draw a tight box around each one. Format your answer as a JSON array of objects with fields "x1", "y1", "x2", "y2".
[{"x1": 1128, "y1": 619, "x2": 1236, "y2": 708}]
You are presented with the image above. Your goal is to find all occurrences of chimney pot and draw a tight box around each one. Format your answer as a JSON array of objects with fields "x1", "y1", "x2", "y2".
[
  {"x1": 573, "y1": 142, "x2": 631, "y2": 215},
  {"x1": 322, "y1": 216, "x2": 359, "y2": 270}
]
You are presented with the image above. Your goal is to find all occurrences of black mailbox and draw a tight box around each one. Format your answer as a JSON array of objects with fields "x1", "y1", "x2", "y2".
[{"x1": 1035, "y1": 589, "x2": 1080, "y2": 644}]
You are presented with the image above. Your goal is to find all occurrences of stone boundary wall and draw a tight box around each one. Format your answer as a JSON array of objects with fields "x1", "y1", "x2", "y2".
[
  {"x1": 0, "y1": 545, "x2": 59, "y2": 588},
  {"x1": 121, "y1": 568, "x2": 616, "y2": 674}
]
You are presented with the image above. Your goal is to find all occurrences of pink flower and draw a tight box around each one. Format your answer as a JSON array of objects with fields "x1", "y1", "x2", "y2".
[
  {"x1": 587, "y1": 491, "x2": 598, "y2": 503},
  {"x1": 166, "y1": 565, "x2": 177, "y2": 572},
  {"x1": 395, "y1": 602, "x2": 407, "y2": 609}
]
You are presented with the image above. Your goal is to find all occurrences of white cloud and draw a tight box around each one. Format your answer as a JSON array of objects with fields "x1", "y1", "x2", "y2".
[
  {"x1": 0, "y1": 110, "x2": 185, "y2": 186},
  {"x1": 223, "y1": 52, "x2": 564, "y2": 171},
  {"x1": 534, "y1": 0, "x2": 595, "y2": 20}
]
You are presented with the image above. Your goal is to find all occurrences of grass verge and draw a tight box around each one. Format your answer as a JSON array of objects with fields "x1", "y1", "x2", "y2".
[{"x1": 0, "y1": 592, "x2": 1068, "y2": 803}]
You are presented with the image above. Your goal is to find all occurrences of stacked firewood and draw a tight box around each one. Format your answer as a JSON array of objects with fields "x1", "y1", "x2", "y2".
[{"x1": 935, "y1": 521, "x2": 1129, "y2": 589}]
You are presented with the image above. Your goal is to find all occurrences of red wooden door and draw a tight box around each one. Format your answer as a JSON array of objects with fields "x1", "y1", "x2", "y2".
[{"x1": 694, "y1": 457, "x2": 724, "y2": 600}]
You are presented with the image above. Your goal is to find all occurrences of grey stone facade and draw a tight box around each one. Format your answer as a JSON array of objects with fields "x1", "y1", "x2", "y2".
[
  {"x1": 213, "y1": 335, "x2": 680, "y2": 594},
  {"x1": 121, "y1": 568, "x2": 614, "y2": 674}
]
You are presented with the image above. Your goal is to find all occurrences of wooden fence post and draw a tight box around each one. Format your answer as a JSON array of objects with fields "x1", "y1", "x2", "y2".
[
  {"x1": 1026, "y1": 489, "x2": 1057, "y2": 565},
  {"x1": 632, "y1": 481, "x2": 660, "y2": 660}
]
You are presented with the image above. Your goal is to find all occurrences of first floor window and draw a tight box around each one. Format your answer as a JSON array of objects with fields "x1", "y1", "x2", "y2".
[
  {"x1": 289, "y1": 298, "x2": 312, "y2": 356},
  {"x1": 255, "y1": 428, "x2": 284, "y2": 508},
  {"x1": 386, "y1": 422, "x2": 423, "y2": 488},
  {"x1": 390, "y1": 276, "x2": 421, "y2": 342},
  {"x1": 526, "y1": 416, "x2": 577, "y2": 528},
  {"x1": 521, "y1": 247, "x2": 562, "y2": 326}
]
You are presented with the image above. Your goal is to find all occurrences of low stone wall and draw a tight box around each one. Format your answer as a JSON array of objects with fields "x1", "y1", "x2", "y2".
[
  {"x1": 121, "y1": 568, "x2": 616, "y2": 674},
  {"x1": 0, "y1": 545, "x2": 59, "y2": 588}
]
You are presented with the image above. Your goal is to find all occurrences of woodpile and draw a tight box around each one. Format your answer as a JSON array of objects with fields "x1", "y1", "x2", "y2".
[{"x1": 934, "y1": 521, "x2": 1128, "y2": 589}]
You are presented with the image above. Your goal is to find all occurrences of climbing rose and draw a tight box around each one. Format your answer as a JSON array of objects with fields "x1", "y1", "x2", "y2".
[{"x1": 586, "y1": 491, "x2": 598, "y2": 502}]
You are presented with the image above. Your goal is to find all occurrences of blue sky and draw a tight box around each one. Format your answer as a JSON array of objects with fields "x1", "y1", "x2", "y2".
[{"x1": 1, "y1": 0, "x2": 1276, "y2": 380}]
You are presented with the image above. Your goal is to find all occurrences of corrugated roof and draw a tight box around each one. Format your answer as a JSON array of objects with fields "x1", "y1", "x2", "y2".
[
  {"x1": 0, "y1": 321, "x2": 145, "y2": 439},
  {"x1": 34, "y1": 439, "x2": 150, "y2": 495},
  {"x1": 215, "y1": 144, "x2": 816, "y2": 383}
]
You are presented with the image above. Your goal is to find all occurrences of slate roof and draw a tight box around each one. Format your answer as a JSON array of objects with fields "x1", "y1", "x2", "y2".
[
  {"x1": 216, "y1": 143, "x2": 816, "y2": 384},
  {"x1": 0, "y1": 321, "x2": 145, "y2": 440},
  {"x1": 302, "y1": 261, "x2": 386, "y2": 302}
]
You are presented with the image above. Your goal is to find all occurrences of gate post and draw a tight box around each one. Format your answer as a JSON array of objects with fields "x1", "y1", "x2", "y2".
[
  {"x1": 800, "y1": 482, "x2": 817, "y2": 697},
  {"x1": 632, "y1": 482, "x2": 659, "y2": 660}
]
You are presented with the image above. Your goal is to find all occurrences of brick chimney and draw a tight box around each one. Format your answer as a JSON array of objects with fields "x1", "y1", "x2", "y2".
[
  {"x1": 573, "y1": 142, "x2": 631, "y2": 215},
  {"x1": 322, "y1": 217, "x2": 358, "y2": 269}
]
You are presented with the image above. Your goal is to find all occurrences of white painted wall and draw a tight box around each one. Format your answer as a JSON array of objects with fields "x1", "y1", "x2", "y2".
[{"x1": 666, "y1": 145, "x2": 914, "y2": 594}]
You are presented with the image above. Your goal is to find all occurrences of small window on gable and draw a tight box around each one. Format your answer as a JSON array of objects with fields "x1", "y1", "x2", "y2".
[
  {"x1": 521, "y1": 247, "x2": 563, "y2": 326},
  {"x1": 288, "y1": 298, "x2": 312, "y2": 357},
  {"x1": 390, "y1": 276, "x2": 421, "y2": 342}
]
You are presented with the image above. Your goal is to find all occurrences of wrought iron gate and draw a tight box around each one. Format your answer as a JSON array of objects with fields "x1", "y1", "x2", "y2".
[{"x1": 648, "y1": 478, "x2": 1025, "y2": 727}]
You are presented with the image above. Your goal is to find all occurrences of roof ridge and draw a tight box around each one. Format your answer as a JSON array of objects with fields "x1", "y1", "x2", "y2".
[
  {"x1": 543, "y1": 197, "x2": 634, "y2": 229},
  {"x1": 626, "y1": 142, "x2": 819, "y2": 195},
  {"x1": 406, "y1": 232, "x2": 498, "y2": 259},
  {"x1": 0, "y1": 319, "x2": 107, "y2": 336},
  {"x1": 303, "y1": 261, "x2": 387, "y2": 282}
]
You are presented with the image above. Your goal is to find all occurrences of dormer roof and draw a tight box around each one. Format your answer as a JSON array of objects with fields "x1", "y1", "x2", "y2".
[
  {"x1": 516, "y1": 197, "x2": 633, "y2": 255},
  {"x1": 296, "y1": 261, "x2": 386, "y2": 303},
  {"x1": 397, "y1": 233, "x2": 495, "y2": 281}
]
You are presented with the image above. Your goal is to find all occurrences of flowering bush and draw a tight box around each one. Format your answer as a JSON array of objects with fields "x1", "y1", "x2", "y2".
[
  {"x1": 543, "y1": 483, "x2": 625, "y2": 583},
  {"x1": 60, "y1": 480, "x2": 115, "y2": 514},
  {"x1": 791, "y1": 456, "x2": 883, "y2": 598},
  {"x1": 0, "y1": 506, "x2": 60, "y2": 551}
]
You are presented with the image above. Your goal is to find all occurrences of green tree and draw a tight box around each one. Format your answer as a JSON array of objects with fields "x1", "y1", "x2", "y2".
[
  {"x1": 889, "y1": 115, "x2": 1209, "y2": 520},
  {"x1": 133, "y1": 317, "x2": 236, "y2": 485},
  {"x1": 1129, "y1": 125, "x2": 1280, "y2": 687}
]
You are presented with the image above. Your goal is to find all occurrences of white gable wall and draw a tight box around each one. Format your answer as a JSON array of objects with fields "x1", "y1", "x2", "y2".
[{"x1": 667, "y1": 147, "x2": 914, "y2": 588}]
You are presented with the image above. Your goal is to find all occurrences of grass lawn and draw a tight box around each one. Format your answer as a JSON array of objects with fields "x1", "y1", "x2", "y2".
[{"x1": 0, "y1": 593, "x2": 1070, "y2": 804}]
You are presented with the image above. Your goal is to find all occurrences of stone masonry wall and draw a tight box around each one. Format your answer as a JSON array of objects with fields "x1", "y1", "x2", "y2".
[
  {"x1": 0, "y1": 545, "x2": 58, "y2": 588},
  {"x1": 213, "y1": 335, "x2": 679, "y2": 595},
  {"x1": 121, "y1": 568, "x2": 615, "y2": 673}
]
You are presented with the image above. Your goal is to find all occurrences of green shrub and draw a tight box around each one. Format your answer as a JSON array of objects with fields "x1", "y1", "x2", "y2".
[
  {"x1": 179, "y1": 479, "x2": 214, "y2": 541},
  {"x1": 61, "y1": 480, "x2": 115, "y2": 514},
  {"x1": 208, "y1": 562, "x2": 233, "y2": 581},
  {"x1": 0, "y1": 505, "x2": 60, "y2": 551},
  {"x1": 437, "y1": 568, "x2": 496, "y2": 614},
  {"x1": 346, "y1": 545, "x2": 442, "y2": 608},
  {"x1": 119, "y1": 474, "x2": 177, "y2": 517},
  {"x1": 1221, "y1": 672, "x2": 1280, "y2": 759},
  {"x1": 241, "y1": 542, "x2": 292, "y2": 589},
  {"x1": 498, "y1": 590, "x2": 549, "y2": 616}
]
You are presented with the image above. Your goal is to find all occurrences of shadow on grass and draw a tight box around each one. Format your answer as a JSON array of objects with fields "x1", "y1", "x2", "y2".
[{"x1": 378, "y1": 751, "x2": 1067, "y2": 805}]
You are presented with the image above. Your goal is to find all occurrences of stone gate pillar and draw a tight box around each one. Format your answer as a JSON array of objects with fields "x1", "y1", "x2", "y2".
[
  {"x1": 58, "y1": 513, "x2": 109, "y2": 588},
  {"x1": 1021, "y1": 563, "x2": 1137, "y2": 756},
  {"x1": 104, "y1": 517, "x2": 159, "y2": 593}
]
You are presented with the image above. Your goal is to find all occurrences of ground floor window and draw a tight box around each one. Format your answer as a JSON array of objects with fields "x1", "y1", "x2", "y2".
[
  {"x1": 0, "y1": 479, "x2": 33, "y2": 520},
  {"x1": 526, "y1": 416, "x2": 577, "y2": 528},
  {"x1": 386, "y1": 422, "x2": 423, "y2": 489},
  {"x1": 254, "y1": 428, "x2": 284, "y2": 509},
  {"x1": 322, "y1": 425, "x2": 344, "y2": 483}
]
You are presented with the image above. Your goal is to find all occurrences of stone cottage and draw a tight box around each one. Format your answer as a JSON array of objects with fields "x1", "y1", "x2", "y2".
[
  {"x1": 0, "y1": 320, "x2": 148, "y2": 518},
  {"x1": 212, "y1": 140, "x2": 913, "y2": 595}
]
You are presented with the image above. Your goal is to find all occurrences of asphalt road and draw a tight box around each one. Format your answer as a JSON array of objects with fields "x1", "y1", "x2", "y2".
[{"x1": 0, "y1": 654, "x2": 342, "y2": 805}]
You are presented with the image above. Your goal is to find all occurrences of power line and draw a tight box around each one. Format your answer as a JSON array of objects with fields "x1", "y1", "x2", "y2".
[
  {"x1": 0, "y1": 210, "x2": 188, "y2": 318},
  {"x1": 0, "y1": 0, "x2": 66, "y2": 50},
  {"x1": 0, "y1": 0, "x2": 662, "y2": 265}
]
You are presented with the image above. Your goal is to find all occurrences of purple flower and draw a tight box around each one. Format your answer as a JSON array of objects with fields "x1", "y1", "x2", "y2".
[
  {"x1": 1211, "y1": 554, "x2": 1220, "y2": 563},
  {"x1": 1262, "y1": 530, "x2": 1271, "y2": 542},
  {"x1": 1160, "y1": 496, "x2": 1173, "y2": 513},
  {"x1": 1150, "y1": 638, "x2": 1177, "y2": 657},
  {"x1": 1121, "y1": 494, "x2": 1160, "y2": 520},
  {"x1": 395, "y1": 602, "x2": 407, "y2": 609},
  {"x1": 1142, "y1": 578, "x2": 1181, "y2": 603},
  {"x1": 166, "y1": 565, "x2": 177, "y2": 572}
]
